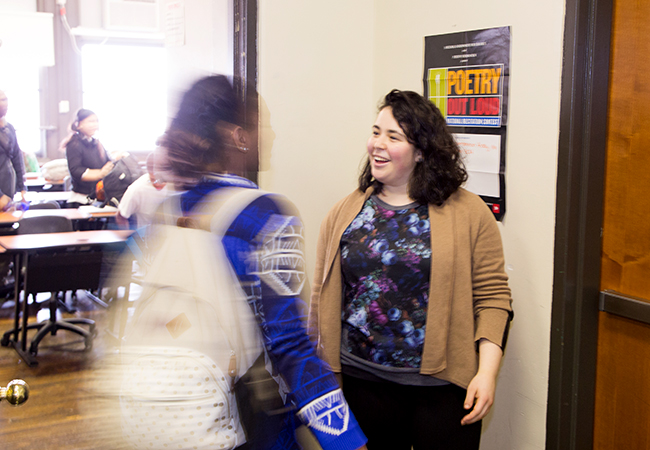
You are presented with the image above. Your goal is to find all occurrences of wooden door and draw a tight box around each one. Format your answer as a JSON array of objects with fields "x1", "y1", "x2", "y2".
[{"x1": 594, "y1": 0, "x2": 650, "y2": 447}]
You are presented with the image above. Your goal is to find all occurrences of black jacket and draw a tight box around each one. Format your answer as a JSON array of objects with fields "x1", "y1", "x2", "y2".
[
  {"x1": 65, "y1": 133, "x2": 109, "y2": 196},
  {"x1": 0, "y1": 123, "x2": 26, "y2": 198}
]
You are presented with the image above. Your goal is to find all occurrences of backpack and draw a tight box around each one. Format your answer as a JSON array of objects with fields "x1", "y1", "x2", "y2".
[
  {"x1": 117, "y1": 187, "x2": 266, "y2": 450},
  {"x1": 101, "y1": 154, "x2": 143, "y2": 206}
]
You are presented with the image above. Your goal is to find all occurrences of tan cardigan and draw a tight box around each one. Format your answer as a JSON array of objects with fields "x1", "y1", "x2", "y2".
[{"x1": 308, "y1": 187, "x2": 513, "y2": 389}]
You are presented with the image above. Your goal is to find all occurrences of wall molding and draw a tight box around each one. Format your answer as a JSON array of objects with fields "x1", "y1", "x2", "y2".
[{"x1": 546, "y1": 0, "x2": 613, "y2": 448}]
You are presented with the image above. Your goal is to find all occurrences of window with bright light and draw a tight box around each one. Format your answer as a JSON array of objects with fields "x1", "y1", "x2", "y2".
[
  {"x1": 0, "y1": 68, "x2": 42, "y2": 157},
  {"x1": 81, "y1": 43, "x2": 167, "y2": 155}
]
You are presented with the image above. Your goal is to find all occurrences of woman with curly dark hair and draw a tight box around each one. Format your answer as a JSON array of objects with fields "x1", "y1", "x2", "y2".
[{"x1": 309, "y1": 89, "x2": 513, "y2": 449}]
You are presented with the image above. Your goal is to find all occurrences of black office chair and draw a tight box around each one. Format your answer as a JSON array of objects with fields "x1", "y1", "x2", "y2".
[
  {"x1": 16, "y1": 214, "x2": 81, "y2": 313},
  {"x1": 28, "y1": 200, "x2": 61, "y2": 210},
  {"x1": 0, "y1": 255, "x2": 14, "y2": 304},
  {"x1": 0, "y1": 218, "x2": 71, "y2": 303},
  {"x1": 1, "y1": 213, "x2": 71, "y2": 311},
  {"x1": 1, "y1": 216, "x2": 97, "y2": 354},
  {"x1": 14, "y1": 215, "x2": 71, "y2": 234}
]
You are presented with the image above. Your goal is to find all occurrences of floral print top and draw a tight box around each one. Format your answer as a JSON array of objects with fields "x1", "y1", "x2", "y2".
[{"x1": 340, "y1": 195, "x2": 431, "y2": 369}]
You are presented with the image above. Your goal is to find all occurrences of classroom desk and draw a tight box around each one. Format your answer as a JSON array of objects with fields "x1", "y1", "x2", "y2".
[
  {"x1": 0, "y1": 229, "x2": 133, "y2": 366},
  {"x1": 0, "y1": 209, "x2": 90, "y2": 225},
  {"x1": 4, "y1": 197, "x2": 119, "y2": 231},
  {"x1": 22, "y1": 191, "x2": 71, "y2": 205},
  {"x1": 24, "y1": 178, "x2": 66, "y2": 192},
  {"x1": 77, "y1": 205, "x2": 119, "y2": 230},
  {"x1": 78, "y1": 205, "x2": 118, "y2": 219},
  {"x1": 20, "y1": 193, "x2": 120, "y2": 221},
  {"x1": 0, "y1": 209, "x2": 94, "y2": 234}
]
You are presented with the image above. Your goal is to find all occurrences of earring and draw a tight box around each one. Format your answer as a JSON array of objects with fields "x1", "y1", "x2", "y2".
[{"x1": 416, "y1": 156, "x2": 423, "y2": 163}]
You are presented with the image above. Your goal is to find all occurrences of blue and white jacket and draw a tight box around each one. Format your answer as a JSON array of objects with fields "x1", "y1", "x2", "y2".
[{"x1": 179, "y1": 174, "x2": 367, "y2": 450}]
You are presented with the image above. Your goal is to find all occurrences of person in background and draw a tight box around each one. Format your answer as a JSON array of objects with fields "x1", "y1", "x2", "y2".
[
  {"x1": 309, "y1": 89, "x2": 513, "y2": 449},
  {"x1": 115, "y1": 152, "x2": 170, "y2": 229},
  {"x1": 61, "y1": 108, "x2": 114, "y2": 207},
  {"x1": 151, "y1": 75, "x2": 367, "y2": 450},
  {"x1": 0, "y1": 90, "x2": 26, "y2": 211}
]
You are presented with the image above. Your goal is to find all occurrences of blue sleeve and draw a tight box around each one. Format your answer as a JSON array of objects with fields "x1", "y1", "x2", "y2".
[{"x1": 224, "y1": 196, "x2": 367, "y2": 450}]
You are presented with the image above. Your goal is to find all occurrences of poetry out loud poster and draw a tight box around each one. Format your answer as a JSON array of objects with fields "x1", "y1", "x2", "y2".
[{"x1": 423, "y1": 26, "x2": 510, "y2": 220}]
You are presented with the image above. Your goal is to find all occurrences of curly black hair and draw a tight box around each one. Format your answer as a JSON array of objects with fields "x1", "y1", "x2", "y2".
[{"x1": 359, "y1": 89, "x2": 467, "y2": 206}]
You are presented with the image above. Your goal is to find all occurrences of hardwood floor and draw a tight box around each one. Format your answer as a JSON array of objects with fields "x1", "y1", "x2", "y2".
[
  {"x1": 0, "y1": 292, "x2": 131, "y2": 450},
  {"x1": 0, "y1": 289, "x2": 319, "y2": 450}
]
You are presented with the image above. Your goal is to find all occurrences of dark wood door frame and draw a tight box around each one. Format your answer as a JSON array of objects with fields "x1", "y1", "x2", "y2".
[
  {"x1": 233, "y1": 0, "x2": 258, "y2": 184},
  {"x1": 547, "y1": 0, "x2": 613, "y2": 448}
]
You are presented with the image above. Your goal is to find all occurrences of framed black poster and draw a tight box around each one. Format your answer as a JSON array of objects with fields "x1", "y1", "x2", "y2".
[{"x1": 423, "y1": 26, "x2": 510, "y2": 220}]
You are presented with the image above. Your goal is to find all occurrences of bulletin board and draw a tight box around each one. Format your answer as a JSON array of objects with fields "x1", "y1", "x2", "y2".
[{"x1": 423, "y1": 26, "x2": 510, "y2": 220}]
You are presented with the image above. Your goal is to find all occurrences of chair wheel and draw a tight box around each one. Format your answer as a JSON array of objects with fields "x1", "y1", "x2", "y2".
[
  {"x1": 1, "y1": 336, "x2": 10, "y2": 347},
  {"x1": 29, "y1": 344, "x2": 38, "y2": 356},
  {"x1": 84, "y1": 338, "x2": 93, "y2": 351}
]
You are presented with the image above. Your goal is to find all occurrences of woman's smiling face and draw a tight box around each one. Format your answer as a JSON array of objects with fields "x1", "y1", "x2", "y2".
[{"x1": 366, "y1": 107, "x2": 421, "y2": 191}]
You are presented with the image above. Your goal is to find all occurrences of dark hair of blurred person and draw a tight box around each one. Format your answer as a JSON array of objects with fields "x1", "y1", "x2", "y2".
[
  {"x1": 0, "y1": 89, "x2": 27, "y2": 210},
  {"x1": 158, "y1": 75, "x2": 248, "y2": 186},
  {"x1": 359, "y1": 89, "x2": 467, "y2": 206}
]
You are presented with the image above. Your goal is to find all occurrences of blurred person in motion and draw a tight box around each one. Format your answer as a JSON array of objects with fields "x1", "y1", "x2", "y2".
[
  {"x1": 115, "y1": 151, "x2": 170, "y2": 229},
  {"x1": 309, "y1": 89, "x2": 513, "y2": 449},
  {"x1": 0, "y1": 90, "x2": 26, "y2": 211},
  {"x1": 112, "y1": 76, "x2": 367, "y2": 450},
  {"x1": 61, "y1": 108, "x2": 114, "y2": 207}
]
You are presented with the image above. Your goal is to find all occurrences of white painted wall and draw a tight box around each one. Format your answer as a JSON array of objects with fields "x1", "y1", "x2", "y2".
[
  {"x1": 259, "y1": 1, "x2": 566, "y2": 449},
  {"x1": 165, "y1": 0, "x2": 232, "y2": 114},
  {"x1": 0, "y1": 0, "x2": 35, "y2": 12},
  {"x1": 258, "y1": 1, "x2": 376, "y2": 275}
]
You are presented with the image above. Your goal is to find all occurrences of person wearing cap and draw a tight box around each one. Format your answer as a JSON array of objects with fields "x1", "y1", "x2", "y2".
[
  {"x1": 0, "y1": 90, "x2": 26, "y2": 211},
  {"x1": 61, "y1": 108, "x2": 114, "y2": 207}
]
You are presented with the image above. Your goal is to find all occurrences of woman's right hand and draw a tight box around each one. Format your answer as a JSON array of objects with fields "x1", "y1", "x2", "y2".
[
  {"x1": 100, "y1": 161, "x2": 115, "y2": 178},
  {"x1": 0, "y1": 194, "x2": 12, "y2": 211}
]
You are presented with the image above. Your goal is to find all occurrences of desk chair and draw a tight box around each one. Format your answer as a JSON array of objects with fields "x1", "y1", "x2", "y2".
[
  {"x1": 0, "y1": 217, "x2": 68, "y2": 303},
  {"x1": 14, "y1": 215, "x2": 71, "y2": 234},
  {"x1": 0, "y1": 255, "x2": 13, "y2": 301},
  {"x1": 22, "y1": 202, "x2": 84, "y2": 311},
  {"x1": 1, "y1": 216, "x2": 98, "y2": 355},
  {"x1": 1, "y1": 209, "x2": 69, "y2": 309},
  {"x1": 29, "y1": 200, "x2": 61, "y2": 210}
]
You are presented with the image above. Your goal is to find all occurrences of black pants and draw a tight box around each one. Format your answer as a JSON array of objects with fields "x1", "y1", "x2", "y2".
[{"x1": 342, "y1": 374, "x2": 482, "y2": 450}]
